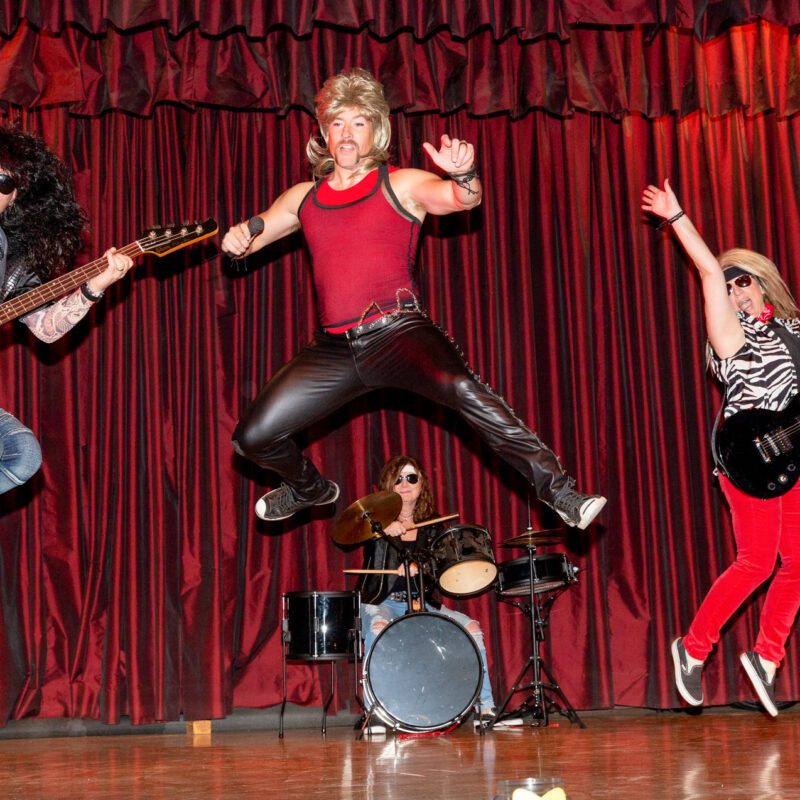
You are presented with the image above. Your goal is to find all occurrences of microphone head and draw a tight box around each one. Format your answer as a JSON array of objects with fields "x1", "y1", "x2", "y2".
[{"x1": 247, "y1": 216, "x2": 265, "y2": 236}]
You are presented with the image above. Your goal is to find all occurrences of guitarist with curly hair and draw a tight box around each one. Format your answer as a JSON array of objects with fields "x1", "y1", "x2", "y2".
[
  {"x1": 0, "y1": 126, "x2": 133, "y2": 495},
  {"x1": 642, "y1": 178, "x2": 800, "y2": 718}
]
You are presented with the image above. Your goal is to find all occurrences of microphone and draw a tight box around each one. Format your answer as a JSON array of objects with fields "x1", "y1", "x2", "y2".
[{"x1": 225, "y1": 216, "x2": 264, "y2": 259}]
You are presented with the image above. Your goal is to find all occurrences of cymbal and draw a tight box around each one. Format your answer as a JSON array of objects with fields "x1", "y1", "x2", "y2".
[
  {"x1": 331, "y1": 490, "x2": 402, "y2": 545},
  {"x1": 498, "y1": 529, "x2": 565, "y2": 548}
]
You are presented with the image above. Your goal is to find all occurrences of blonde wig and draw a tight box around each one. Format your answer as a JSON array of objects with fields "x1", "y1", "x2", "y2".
[
  {"x1": 306, "y1": 68, "x2": 392, "y2": 179},
  {"x1": 718, "y1": 248, "x2": 800, "y2": 319}
]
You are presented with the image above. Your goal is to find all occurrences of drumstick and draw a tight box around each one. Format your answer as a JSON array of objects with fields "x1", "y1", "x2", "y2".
[
  {"x1": 343, "y1": 569, "x2": 401, "y2": 574},
  {"x1": 407, "y1": 513, "x2": 459, "y2": 530}
]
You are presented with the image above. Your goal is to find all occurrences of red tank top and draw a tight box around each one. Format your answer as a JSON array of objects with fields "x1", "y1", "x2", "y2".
[{"x1": 298, "y1": 164, "x2": 422, "y2": 328}]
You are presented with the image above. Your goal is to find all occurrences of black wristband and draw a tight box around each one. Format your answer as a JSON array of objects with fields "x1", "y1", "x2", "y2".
[
  {"x1": 81, "y1": 282, "x2": 104, "y2": 303},
  {"x1": 448, "y1": 167, "x2": 479, "y2": 195},
  {"x1": 658, "y1": 210, "x2": 685, "y2": 230}
]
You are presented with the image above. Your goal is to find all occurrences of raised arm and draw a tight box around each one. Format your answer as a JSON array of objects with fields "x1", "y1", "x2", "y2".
[
  {"x1": 391, "y1": 134, "x2": 482, "y2": 219},
  {"x1": 641, "y1": 179, "x2": 744, "y2": 359},
  {"x1": 220, "y1": 181, "x2": 314, "y2": 259}
]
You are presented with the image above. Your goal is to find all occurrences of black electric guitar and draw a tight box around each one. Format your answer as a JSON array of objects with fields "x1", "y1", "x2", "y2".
[
  {"x1": 715, "y1": 393, "x2": 800, "y2": 498},
  {"x1": 0, "y1": 218, "x2": 218, "y2": 326}
]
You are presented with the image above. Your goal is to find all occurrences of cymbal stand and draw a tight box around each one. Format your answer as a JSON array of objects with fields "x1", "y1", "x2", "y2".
[
  {"x1": 355, "y1": 511, "x2": 424, "y2": 739},
  {"x1": 363, "y1": 510, "x2": 423, "y2": 614},
  {"x1": 356, "y1": 511, "x2": 438, "y2": 739},
  {"x1": 492, "y1": 544, "x2": 585, "y2": 728}
]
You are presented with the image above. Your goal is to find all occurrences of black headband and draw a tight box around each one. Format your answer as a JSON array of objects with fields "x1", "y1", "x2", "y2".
[{"x1": 723, "y1": 266, "x2": 753, "y2": 282}]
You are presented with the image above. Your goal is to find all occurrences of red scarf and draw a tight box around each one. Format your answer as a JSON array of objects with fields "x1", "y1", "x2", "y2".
[{"x1": 757, "y1": 303, "x2": 774, "y2": 323}]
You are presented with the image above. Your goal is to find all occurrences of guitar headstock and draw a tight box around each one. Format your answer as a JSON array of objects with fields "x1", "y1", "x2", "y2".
[{"x1": 138, "y1": 218, "x2": 218, "y2": 256}]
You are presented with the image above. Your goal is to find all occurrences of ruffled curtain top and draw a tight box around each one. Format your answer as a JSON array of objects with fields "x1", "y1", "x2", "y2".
[{"x1": 2, "y1": 2, "x2": 800, "y2": 118}]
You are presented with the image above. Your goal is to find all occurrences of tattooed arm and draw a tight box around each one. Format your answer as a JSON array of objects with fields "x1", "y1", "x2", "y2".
[
  {"x1": 21, "y1": 290, "x2": 96, "y2": 343},
  {"x1": 18, "y1": 247, "x2": 134, "y2": 343}
]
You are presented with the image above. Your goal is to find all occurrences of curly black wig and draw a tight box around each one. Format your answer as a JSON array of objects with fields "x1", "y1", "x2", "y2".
[{"x1": 0, "y1": 126, "x2": 88, "y2": 282}]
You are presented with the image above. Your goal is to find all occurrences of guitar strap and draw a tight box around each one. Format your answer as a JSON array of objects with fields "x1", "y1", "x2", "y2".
[
  {"x1": 0, "y1": 225, "x2": 6, "y2": 298},
  {"x1": 767, "y1": 320, "x2": 800, "y2": 375},
  {"x1": 710, "y1": 388, "x2": 728, "y2": 476}
]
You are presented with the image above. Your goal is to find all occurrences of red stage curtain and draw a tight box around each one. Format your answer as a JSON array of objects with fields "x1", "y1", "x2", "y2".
[
  {"x1": 2, "y1": 6, "x2": 800, "y2": 726},
  {"x1": 3, "y1": 19, "x2": 800, "y2": 117},
  {"x1": 4, "y1": 1, "x2": 800, "y2": 39}
]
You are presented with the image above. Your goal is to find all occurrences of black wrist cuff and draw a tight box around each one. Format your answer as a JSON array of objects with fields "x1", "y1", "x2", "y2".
[
  {"x1": 81, "y1": 282, "x2": 104, "y2": 303},
  {"x1": 658, "y1": 210, "x2": 686, "y2": 230}
]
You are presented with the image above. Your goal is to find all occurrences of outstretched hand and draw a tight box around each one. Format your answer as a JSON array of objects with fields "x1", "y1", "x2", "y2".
[
  {"x1": 641, "y1": 178, "x2": 682, "y2": 221},
  {"x1": 422, "y1": 134, "x2": 475, "y2": 174}
]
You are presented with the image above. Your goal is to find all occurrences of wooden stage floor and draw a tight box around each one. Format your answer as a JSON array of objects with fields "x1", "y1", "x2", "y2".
[{"x1": 0, "y1": 707, "x2": 798, "y2": 799}]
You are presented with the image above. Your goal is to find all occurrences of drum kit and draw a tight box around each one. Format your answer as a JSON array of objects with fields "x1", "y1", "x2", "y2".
[{"x1": 279, "y1": 490, "x2": 583, "y2": 738}]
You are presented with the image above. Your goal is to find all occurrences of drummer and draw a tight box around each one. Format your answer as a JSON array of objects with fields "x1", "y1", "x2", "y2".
[{"x1": 355, "y1": 455, "x2": 518, "y2": 728}]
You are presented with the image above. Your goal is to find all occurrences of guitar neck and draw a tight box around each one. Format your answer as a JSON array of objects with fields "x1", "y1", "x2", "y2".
[{"x1": 0, "y1": 240, "x2": 144, "y2": 326}]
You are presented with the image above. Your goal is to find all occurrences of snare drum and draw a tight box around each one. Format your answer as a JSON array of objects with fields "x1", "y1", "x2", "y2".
[
  {"x1": 496, "y1": 553, "x2": 575, "y2": 597},
  {"x1": 282, "y1": 591, "x2": 360, "y2": 660},
  {"x1": 430, "y1": 524, "x2": 497, "y2": 596},
  {"x1": 364, "y1": 612, "x2": 482, "y2": 732}
]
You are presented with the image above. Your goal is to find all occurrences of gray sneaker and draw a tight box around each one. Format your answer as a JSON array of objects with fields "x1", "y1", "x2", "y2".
[
  {"x1": 740, "y1": 651, "x2": 778, "y2": 717},
  {"x1": 671, "y1": 637, "x2": 703, "y2": 706},
  {"x1": 255, "y1": 480, "x2": 340, "y2": 521},
  {"x1": 554, "y1": 489, "x2": 607, "y2": 530}
]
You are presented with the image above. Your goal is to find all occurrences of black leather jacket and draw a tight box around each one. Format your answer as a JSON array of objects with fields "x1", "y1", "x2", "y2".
[
  {"x1": 356, "y1": 521, "x2": 443, "y2": 607},
  {"x1": 0, "y1": 225, "x2": 44, "y2": 302}
]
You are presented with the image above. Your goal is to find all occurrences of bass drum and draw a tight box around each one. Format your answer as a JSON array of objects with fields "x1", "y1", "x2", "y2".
[
  {"x1": 283, "y1": 590, "x2": 360, "y2": 660},
  {"x1": 364, "y1": 612, "x2": 482, "y2": 732},
  {"x1": 496, "y1": 553, "x2": 575, "y2": 597}
]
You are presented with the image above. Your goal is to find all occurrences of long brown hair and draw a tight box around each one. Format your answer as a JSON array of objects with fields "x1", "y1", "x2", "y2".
[{"x1": 378, "y1": 455, "x2": 434, "y2": 523}]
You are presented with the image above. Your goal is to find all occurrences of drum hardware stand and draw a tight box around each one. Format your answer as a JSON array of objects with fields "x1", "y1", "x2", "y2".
[
  {"x1": 355, "y1": 512, "x2": 434, "y2": 740},
  {"x1": 491, "y1": 544, "x2": 585, "y2": 729},
  {"x1": 369, "y1": 512, "x2": 427, "y2": 615},
  {"x1": 279, "y1": 612, "x2": 363, "y2": 739}
]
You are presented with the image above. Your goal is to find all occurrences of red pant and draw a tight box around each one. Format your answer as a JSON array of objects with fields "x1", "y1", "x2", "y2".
[{"x1": 684, "y1": 474, "x2": 800, "y2": 666}]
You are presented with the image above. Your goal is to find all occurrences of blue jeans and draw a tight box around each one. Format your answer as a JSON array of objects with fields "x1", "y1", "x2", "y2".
[
  {"x1": 0, "y1": 410, "x2": 42, "y2": 495},
  {"x1": 361, "y1": 597, "x2": 496, "y2": 711}
]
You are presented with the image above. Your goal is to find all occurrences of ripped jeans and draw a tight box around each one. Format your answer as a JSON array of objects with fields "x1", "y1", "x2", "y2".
[
  {"x1": 361, "y1": 597, "x2": 495, "y2": 711},
  {"x1": 0, "y1": 410, "x2": 42, "y2": 495}
]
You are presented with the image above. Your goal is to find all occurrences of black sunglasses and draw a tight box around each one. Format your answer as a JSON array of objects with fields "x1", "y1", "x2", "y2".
[
  {"x1": 394, "y1": 473, "x2": 419, "y2": 485},
  {"x1": 726, "y1": 274, "x2": 753, "y2": 295},
  {"x1": 0, "y1": 174, "x2": 17, "y2": 196}
]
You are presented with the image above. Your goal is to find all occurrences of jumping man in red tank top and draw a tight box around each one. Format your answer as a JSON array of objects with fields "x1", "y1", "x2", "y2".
[{"x1": 221, "y1": 68, "x2": 606, "y2": 529}]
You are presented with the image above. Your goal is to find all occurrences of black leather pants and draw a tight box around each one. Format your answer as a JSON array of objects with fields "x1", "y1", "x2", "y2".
[{"x1": 232, "y1": 311, "x2": 570, "y2": 505}]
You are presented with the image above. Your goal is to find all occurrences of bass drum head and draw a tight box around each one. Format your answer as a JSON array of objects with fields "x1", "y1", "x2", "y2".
[{"x1": 364, "y1": 612, "x2": 482, "y2": 732}]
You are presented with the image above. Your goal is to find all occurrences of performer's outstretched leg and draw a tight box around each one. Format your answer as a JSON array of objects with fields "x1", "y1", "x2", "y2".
[
  {"x1": 352, "y1": 313, "x2": 606, "y2": 528},
  {"x1": 232, "y1": 333, "x2": 366, "y2": 520}
]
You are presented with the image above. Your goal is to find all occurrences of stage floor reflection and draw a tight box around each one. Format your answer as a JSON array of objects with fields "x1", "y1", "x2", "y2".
[{"x1": 0, "y1": 708, "x2": 798, "y2": 799}]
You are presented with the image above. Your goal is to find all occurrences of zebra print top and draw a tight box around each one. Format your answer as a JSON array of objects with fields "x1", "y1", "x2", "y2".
[{"x1": 711, "y1": 313, "x2": 800, "y2": 419}]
